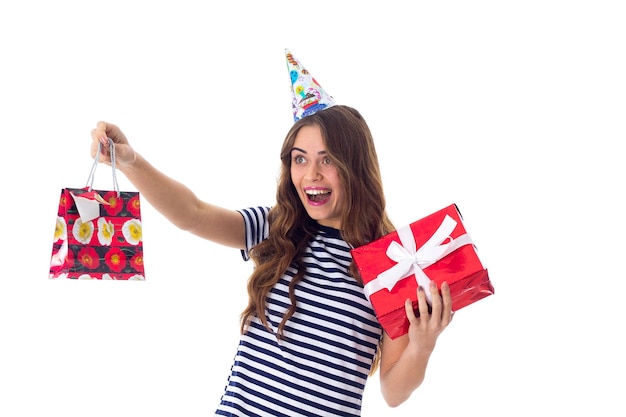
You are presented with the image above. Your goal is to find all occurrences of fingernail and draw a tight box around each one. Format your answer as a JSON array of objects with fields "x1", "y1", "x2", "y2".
[{"x1": 99, "y1": 136, "x2": 108, "y2": 146}]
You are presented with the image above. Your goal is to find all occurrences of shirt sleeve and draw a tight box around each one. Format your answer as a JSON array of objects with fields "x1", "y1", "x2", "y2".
[{"x1": 236, "y1": 206, "x2": 271, "y2": 261}]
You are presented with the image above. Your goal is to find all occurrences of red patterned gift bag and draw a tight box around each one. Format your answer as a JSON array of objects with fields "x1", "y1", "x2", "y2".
[
  {"x1": 351, "y1": 204, "x2": 493, "y2": 339},
  {"x1": 49, "y1": 139, "x2": 145, "y2": 280}
]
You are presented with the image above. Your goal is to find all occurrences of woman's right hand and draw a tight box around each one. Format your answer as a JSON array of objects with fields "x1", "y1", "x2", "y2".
[{"x1": 90, "y1": 121, "x2": 137, "y2": 168}]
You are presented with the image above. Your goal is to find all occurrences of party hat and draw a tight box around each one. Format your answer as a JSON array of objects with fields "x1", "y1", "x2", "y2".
[{"x1": 285, "y1": 49, "x2": 336, "y2": 122}]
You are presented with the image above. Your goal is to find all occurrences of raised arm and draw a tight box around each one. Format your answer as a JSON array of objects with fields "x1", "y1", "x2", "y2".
[
  {"x1": 378, "y1": 280, "x2": 453, "y2": 407},
  {"x1": 90, "y1": 121, "x2": 245, "y2": 249}
]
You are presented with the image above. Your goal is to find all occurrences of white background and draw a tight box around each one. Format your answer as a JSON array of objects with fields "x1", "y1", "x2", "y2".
[{"x1": 1, "y1": 1, "x2": 625, "y2": 416}]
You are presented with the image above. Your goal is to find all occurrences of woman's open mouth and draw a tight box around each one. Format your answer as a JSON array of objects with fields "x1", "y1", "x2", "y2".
[{"x1": 305, "y1": 188, "x2": 331, "y2": 205}]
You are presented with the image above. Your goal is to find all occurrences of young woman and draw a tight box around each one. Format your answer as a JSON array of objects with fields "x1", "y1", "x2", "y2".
[{"x1": 90, "y1": 53, "x2": 453, "y2": 417}]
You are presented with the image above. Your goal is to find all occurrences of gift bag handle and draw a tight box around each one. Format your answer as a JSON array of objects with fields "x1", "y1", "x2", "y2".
[{"x1": 86, "y1": 137, "x2": 120, "y2": 196}]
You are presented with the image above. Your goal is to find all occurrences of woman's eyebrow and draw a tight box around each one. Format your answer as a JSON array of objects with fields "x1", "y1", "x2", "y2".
[{"x1": 290, "y1": 147, "x2": 327, "y2": 155}]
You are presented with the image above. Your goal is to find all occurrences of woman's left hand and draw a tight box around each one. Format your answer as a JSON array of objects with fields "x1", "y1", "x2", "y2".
[{"x1": 404, "y1": 280, "x2": 454, "y2": 353}]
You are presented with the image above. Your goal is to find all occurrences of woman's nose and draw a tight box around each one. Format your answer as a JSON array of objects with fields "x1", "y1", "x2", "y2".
[{"x1": 304, "y1": 164, "x2": 321, "y2": 181}]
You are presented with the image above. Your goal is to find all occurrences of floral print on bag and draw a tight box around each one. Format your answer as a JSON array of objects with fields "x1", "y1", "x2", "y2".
[{"x1": 49, "y1": 187, "x2": 145, "y2": 280}]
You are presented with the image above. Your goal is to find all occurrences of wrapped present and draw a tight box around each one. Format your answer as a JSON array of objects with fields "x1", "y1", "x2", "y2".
[{"x1": 351, "y1": 204, "x2": 493, "y2": 339}]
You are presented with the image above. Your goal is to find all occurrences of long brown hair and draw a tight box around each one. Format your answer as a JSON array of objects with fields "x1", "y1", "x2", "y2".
[{"x1": 240, "y1": 105, "x2": 394, "y2": 372}]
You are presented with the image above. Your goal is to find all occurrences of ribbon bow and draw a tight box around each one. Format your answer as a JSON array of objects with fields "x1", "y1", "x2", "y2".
[{"x1": 363, "y1": 214, "x2": 473, "y2": 304}]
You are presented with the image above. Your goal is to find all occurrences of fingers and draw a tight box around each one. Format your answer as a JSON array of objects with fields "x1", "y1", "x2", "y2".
[
  {"x1": 404, "y1": 297, "x2": 417, "y2": 324},
  {"x1": 428, "y1": 280, "x2": 441, "y2": 317},
  {"x1": 429, "y1": 281, "x2": 454, "y2": 325},
  {"x1": 440, "y1": 281, "x2": 454, "y2": 324},
  {"x1": 91, "y1": 121, "x2": 107, "y2": 145},
  {"x1": 417, "y1": 284, "x2": 431, "y2": 318},
  {"x1": 90, "y1": 122, "x2": 111, "y2": 159},
  {"x1": 89, "y1": 121, "x2": 136, "y2": 166},
  {"x1": 91, "y1": 121, "x2": 126, "y2": 145},
  {"x1": 413, "y1": 281, "x2": 454, "y2": 324},
  {"x1": 406, "y1": 281, "x2": 454, "y2": 330}
]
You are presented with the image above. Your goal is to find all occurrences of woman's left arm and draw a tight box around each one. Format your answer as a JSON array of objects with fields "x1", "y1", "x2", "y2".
[{"x1": 378, "y1": 280, "x2": 453, "y2": 407}]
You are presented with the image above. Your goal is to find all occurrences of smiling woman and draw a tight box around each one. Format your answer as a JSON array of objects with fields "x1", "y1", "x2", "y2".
[
  {"x1": 289, "y1": 124, "x2": 345, "y2": 229},
  {"x1": 88, "y1": 50, "x2": 454, "y2": 416}
]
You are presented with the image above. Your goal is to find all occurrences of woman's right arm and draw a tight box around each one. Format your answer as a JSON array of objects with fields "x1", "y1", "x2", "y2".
[{"x1": 90, "y1": 121, "x2": 245, "y2": 249}]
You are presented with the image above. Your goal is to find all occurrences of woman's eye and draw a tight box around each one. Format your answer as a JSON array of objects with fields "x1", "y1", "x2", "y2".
[
  {"x1": 294, "y1": 155, "x2": 306, "y2": 164},
  {"x1": 322, "y1": 157, "x2": 333, "y2": 165}
]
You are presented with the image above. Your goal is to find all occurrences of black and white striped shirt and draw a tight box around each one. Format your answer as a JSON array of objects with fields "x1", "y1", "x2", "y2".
[{"x1": 215, "y1": 206, "x2": 382, "y2": 416}]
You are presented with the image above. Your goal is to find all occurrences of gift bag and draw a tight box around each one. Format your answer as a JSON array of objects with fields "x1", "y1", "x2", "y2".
[
  {"x1": 49, "y1": 139, "x2": 145, "y2": 280},
  {"x1": 351, "y1": 204, "x2": 493, "y2": 339}
]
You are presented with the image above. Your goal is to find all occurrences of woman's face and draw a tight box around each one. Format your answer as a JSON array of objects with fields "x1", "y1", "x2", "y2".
[{"x1": 290, "y1": 125, "x2": 344, "y2": 229}]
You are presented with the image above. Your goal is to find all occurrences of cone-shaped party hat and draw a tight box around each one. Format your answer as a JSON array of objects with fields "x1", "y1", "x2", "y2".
[{"x1": 285, "y1": 49, "x2": 336, "y2": 122}]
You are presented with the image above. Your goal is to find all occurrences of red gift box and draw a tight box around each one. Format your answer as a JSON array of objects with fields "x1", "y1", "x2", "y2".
[{"x1": 351, "y1": 204, "x2": 493, "y2": 339}]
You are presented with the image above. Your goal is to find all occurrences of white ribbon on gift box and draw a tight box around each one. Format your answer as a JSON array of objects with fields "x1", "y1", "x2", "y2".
[{"x1": 362, "y1": 214, "x2": 474, "y2": 304}]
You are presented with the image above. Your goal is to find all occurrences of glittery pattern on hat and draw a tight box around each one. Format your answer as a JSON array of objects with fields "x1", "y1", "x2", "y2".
[{"x1": 285, "y1": 49, "x2": 336, "y2": 122}]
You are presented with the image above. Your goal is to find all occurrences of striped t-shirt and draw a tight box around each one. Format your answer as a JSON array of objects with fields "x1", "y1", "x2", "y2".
[{"x1": 215, "y1": 206, "x2": 382, "y2": 416}]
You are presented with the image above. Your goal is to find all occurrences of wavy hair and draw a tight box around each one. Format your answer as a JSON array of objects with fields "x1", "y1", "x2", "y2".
[{"x1": 239, "y1": 105, "x2": 395, "y2": 373}]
